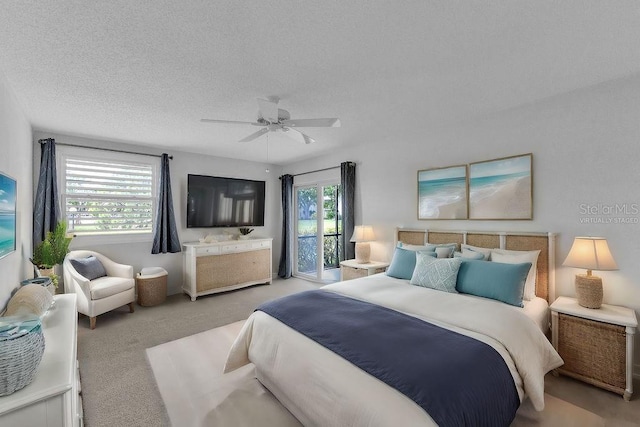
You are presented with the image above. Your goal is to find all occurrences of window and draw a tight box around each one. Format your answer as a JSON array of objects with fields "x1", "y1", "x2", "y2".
[{"x1": 59, "y1": 147, "x2": 158, "y2": 238}]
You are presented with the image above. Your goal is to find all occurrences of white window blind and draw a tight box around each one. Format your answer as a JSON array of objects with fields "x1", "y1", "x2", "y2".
[{"x1": 63, "y1": 156, "x2": 156, "y2": 236}]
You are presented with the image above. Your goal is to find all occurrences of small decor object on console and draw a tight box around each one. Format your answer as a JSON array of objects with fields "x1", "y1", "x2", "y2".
[
  {"x1": 350, "y1": 225, "x2": 375, "y2": 263},
  {"x1": 0, "y1": 316, "x2": 45, "y2": 396},
  {"x1": 238, "y1": 227, "x2": 254, "y2": 240},
  {"x1": 562, "y1": 236, "x2": 618, "y2": 309}
]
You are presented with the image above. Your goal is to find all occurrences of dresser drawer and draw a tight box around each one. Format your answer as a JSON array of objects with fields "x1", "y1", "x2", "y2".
[{"x1": 196, "y1": 245, "x2": 220, "y2": 256}]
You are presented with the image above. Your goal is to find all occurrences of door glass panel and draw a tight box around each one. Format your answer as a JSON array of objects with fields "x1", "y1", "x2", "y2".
[
  {"x1": 322, "y1": 185, "x2": 340, "y2": 270},
  {"x1": 296, "y1": 186, "x2": 317, "y2": 276}
]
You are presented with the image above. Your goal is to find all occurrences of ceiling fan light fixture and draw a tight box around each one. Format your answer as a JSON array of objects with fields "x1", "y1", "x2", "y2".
[{"x1": 201, "y1": 97, "x2": 340, "y2": 144}]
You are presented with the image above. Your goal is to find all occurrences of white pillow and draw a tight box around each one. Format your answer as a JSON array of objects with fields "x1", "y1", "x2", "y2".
[
  {"x1": 399, "y1": 243, "x2": 432, "y2": 252},
  {"x1": 490, "y1": 249, "x2": 541, "y2": 300},
  {"x1": 461, "y1": 244, "x2": 493, "y2": 260}
]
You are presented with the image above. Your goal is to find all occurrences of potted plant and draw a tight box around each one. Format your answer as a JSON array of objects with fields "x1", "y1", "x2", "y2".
[
  {"x1": 30, "y1": 221, "x2": 73, "y2": 292},
  {"x1": 238, "y1": 227, "x2": 254, "y2": 240}
]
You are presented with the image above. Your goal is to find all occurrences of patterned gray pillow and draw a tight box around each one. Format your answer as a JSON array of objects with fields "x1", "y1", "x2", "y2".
[
  {"x1": 410, "y1": 252, "x2": 462, "y2": 293},
  {"x1": 70, "y1": 255, "x2": 107, "y2": 280}
]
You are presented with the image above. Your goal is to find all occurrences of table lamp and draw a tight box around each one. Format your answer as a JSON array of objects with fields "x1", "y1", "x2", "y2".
[
  {"x1": 562, "y1": 237, "x2": 618, "y2": 309},
  {"x1": 350, "y1": 225, "x2": 375, "y2": 263}
]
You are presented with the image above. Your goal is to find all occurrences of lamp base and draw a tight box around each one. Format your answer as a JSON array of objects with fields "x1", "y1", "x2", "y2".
[
  {"x1": 354, "y1": 242, "x2": 371, "y2": 264},
  {"x1": 575, "y1": 274, "x2": 603, "y2": 309}
]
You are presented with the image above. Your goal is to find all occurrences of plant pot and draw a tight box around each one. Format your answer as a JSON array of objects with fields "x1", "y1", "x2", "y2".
[{"x1": 37, "y1": 268, "x2": 58, "y2": 295}]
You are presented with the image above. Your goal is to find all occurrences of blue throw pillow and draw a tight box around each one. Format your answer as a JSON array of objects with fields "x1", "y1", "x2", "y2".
[
  {"x1": 70, "y1": 255, "x2": 107, "y2": 281},
  {"x1": 453, "y1": 249, "x2": 485, "y2": 260},
  {"x1": 386, "y1": 247, "x2": 417, "y2": 280},
  {"x1": 455, "y1": 259, "x2": 531, "y2": 307}
]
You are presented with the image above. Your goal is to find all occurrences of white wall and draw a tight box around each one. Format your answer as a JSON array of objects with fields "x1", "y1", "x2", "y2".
[
  {"x1": 284, "y1": 73, "x2": 640, "y2": 373},
  {"x1": 0, "y1": 74, "x2": 33, "y2": 309},
  {"x1": 32, "y1": 131, "x2": 281, "y2": 296}
]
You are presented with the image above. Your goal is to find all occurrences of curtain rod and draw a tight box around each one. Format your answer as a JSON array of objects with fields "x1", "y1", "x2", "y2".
[
  {"x1": 39, "y1": 140, "x2": 173, "y2": 160},
  {"x1": 279, "y1": 165, "x2": 342, "y2": 179}
]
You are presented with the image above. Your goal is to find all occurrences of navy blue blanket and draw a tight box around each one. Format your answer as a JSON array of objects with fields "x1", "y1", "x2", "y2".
[{"x1": 258, "y1": 290, "x2": 519, "y2": 427}]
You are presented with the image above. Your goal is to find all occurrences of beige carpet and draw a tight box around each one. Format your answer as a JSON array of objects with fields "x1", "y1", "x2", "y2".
[{"x1": 148, "y1": 321, "x2": 606, "y2": 427}]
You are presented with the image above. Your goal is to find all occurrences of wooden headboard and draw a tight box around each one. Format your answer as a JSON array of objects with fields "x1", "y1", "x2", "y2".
[{"x1": 396, "y1": 228, "x2": 557, "y2": 302}]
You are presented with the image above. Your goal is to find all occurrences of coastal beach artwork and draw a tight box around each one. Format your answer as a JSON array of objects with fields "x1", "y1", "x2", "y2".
[
  {"x1": 0, "y1": 172, "x2": 16, "y2": 259},
  {"x1": 418, "y1": 165, "x2": 468, "y2": 219},
  {"x1": 469, "y1": 154, "x2": 532, "y2": 220}
]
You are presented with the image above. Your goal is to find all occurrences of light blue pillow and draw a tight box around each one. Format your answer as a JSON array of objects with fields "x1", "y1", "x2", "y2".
[
  {"x1": 435, "y1": 246, "x2": 455, "y2": 258},
  {"x1": 426, "y1": 243, "x2": 458, "y2": 252},
  {"x1": 410, "y1": 253, "x2": 462, "y2": 293},
  {"x1": 386, "y1": 247, "x2": 417, "y2": 280},
  {"x1": 456, "y1": 259, "x2": 531, "y2": 307},
  {"x1": 386, "y1": 248, "x2": 436, "y2": 280},
  {"x1": 453, "y1": 249, "x2": 485, "y2": 260}
]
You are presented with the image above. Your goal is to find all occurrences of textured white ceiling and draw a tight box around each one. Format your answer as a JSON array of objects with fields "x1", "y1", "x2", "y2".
[{"x1": 1, "y1": 1, "x2": 639, "y2": 164}]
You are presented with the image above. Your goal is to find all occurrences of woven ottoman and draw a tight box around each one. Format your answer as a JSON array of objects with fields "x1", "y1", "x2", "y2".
[{"x1": 136, "y1": 267, "x2": 168, "y2": 307}]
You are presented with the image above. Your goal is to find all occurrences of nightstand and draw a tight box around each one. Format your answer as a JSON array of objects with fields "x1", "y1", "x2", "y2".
[
  {"x1": 550, "y1": 296, "x2": 637, "y2": 401},
  {"x1": 339, "y1": 260, "x2": 389, "y2": 281}
]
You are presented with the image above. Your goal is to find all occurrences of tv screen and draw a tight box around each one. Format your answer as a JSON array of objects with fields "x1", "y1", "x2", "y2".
[{"x1": 187, "y1": 174, "x2": 265, "y2": 228}]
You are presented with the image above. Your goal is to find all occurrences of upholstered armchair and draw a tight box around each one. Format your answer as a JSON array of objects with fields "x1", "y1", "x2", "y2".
[{"x1": 63, "y1": 250, "x2": 135, "y2": 329}]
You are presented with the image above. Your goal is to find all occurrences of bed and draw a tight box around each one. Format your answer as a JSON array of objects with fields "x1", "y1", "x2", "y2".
[{"x1": 224, "y1": 229, "x2": 563, "y2": 426}]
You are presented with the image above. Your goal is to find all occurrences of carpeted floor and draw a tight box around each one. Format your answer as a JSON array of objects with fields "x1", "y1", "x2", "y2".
[
  {"x1": 78, "y1": 277, "x2": 640, "y2": 426},
  {"x1": 77, "y1": 277, "x2": 319, "y2": 427}
]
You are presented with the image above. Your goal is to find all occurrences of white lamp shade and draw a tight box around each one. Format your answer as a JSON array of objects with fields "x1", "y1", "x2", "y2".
[
  {"x1": 562, "y1": 237, "x2": 618, "y2": 271},
  {"x1": 350, "y1": 225, "x2": 375, "y2": 243}
]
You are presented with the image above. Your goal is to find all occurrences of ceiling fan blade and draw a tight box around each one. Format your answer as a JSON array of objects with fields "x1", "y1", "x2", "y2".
[
  {"x1": 257, "y1": 98, "x2": 279, "y2": 123},
  {"x1": 239, "y1": 127, "x2": 269, "y2": 143},
  {"x1": 200, "y1": 119, "x2": 263, "y2": 126},
  {"x1": 281, "y1": 118, "x2": 341, "y2": 128},
  {"x1": 288, "y1": 128, "x2": 316, "y2": 144}
]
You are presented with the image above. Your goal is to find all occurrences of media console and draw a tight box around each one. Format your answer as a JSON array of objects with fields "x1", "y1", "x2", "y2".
[{"x1": 182, "y1": 238, "x2": 272, "y2": 301}]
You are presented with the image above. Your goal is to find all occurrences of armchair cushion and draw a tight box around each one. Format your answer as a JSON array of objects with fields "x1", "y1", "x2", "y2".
[
  {"x1": 70, "y1": 256, "x2": 107, "y2": 281},
  {"x1": 90, "y1": 276, "x2": 135, "y2": 300}
]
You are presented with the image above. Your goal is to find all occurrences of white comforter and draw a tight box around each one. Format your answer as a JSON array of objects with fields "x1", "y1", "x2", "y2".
[{"x1": 225, "y1": 274, "x2": 563, "y2": 426}]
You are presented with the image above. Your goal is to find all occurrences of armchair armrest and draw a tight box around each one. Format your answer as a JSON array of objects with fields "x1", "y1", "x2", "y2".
[
  {"x1": 63, "y1": 259, "x2": 92, "y2": 298},
  {"x1": 99, "y1": 257, "x2": 134, "y2": 279}
]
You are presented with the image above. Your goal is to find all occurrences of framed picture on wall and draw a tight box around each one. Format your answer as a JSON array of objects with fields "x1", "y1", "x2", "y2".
[
  {"x1": 0, "y1": 171, "x2": 16, "y2": 259},
  {"x1": 468, "y1": 153, "x2": 533, "y2": 220},
  {"x1": 417, "y1": 165, "x2": 468, "y2": 220}
]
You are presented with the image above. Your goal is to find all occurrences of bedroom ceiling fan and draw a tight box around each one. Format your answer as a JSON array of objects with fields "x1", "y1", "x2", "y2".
[{"x1": 201, "y1": 97, "x2": 340, "y2": 144}]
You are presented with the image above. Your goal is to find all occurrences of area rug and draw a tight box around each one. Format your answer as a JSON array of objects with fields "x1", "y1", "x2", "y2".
[
  {"x1": 147, "y1": 321, "x2": 604, "y2": 427},
  {"x1": 146, "y1": 321, "x2": 301, "y2": 426}
]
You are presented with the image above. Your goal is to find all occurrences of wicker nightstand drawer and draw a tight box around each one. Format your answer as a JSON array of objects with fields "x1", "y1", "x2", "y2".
[
  {"x1": 551, "y1": 296, "x2": 637, "y2": 401},
  {"x1": 557, "y1": 313, "x2": 626, "y2": 391},
  {"x1": 339, "y1": 260, "x2": 389, "y2": 281}
]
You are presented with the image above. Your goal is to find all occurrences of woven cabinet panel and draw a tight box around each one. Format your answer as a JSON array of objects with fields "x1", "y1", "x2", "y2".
[
  {"x1": 506, "y1": 234, "x2": 549, "y2": 301},
  {"x1": 466, "y1": 233, "x2": 500, "y2": 249},
  {"x1": 196, "y1": 249, "x2": 271, "y2": 292},
  {"x1": 398, "y1": 230, "x2": 427, "y2": 245},
  {"x1": 558, "y1": 313, "x2": 626, "y2": 390},
  {"x1": 428, "y1": 232, "x2": 463, "y2": 250},
  {"x1": 342, "y1": 267, "x2": 367, "y2": 281}
]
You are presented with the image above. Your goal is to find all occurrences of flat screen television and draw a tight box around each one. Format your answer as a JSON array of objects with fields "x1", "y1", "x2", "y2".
[{"x1": 187, "y1": 174, "x2": 265, "y2": 228}]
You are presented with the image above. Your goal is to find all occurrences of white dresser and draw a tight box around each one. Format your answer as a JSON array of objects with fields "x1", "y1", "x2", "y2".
[
  {"x1": 183, "y1": 238, "x2": 272, "y2": 301},
  {"x1": 0, "y1": 294, "x2": 81, "y2": 427}
]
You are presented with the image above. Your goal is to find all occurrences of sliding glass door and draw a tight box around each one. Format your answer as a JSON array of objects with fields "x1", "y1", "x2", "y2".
[{"x1": 295, "y1": 182, "x2": 342, "y2": 282}]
